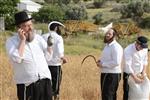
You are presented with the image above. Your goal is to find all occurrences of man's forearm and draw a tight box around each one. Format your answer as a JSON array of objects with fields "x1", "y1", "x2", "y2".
[{"x1": 18, "y1": 40, "x2": 26, "y2": 57}]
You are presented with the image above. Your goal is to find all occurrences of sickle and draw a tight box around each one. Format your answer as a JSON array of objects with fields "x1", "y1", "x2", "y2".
[{"x1": 81, "y1": 55, "x2": 97, "y2": 65}]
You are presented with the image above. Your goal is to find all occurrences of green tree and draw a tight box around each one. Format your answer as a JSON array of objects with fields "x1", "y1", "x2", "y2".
[
  {"x1": 93, "y1": 0, "x2": 105, "y2": 8},
  {"x1": 65, "y1": 4, "x2": 88, "y2": 20},
  {"x1": 93, "y1": 12, "x2": 102, "y2": 25},
  {"x1": 120, "y1": 1, "x2": 144, "y2": 19},
  {"x1": 0, "y1": 0, "x2": 19, "y2": 30},
  {"x1": 32, "y1": 5, "x2": 65, "y2": 23},
  {"x1": 72, "y1": 0, "x2": 80, "y2": 4},
  {"x1": 44, "y1": 0, "x2": 71, "y2": 5}
]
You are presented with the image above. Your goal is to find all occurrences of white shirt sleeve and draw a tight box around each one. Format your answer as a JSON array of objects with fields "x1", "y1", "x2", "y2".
[
  {"x1": 57, "y1": 36, "x2": 64, "y2": 58},
  {"x1": 143, "y1": 49, "x2": 148, "y2": 66},
  {"x1": 38, "y1": 35, "x2": 53, "y2": 61},
  {"x1": 124, "y1": 50, "x2": 134, "y2": 73},
  {"x1": 5, "y1": 39, "x2": 23, "y2": 63}
]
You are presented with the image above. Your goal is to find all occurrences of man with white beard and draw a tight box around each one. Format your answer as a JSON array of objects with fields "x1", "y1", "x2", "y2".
[{"x1": 6, "y1": 11, "x2": 53, "y2": 100}]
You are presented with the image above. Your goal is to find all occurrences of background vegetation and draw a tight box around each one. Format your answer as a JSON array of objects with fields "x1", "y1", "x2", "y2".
[{"x1": 0, "y1": 0, "x2": 150, "y2": 100}]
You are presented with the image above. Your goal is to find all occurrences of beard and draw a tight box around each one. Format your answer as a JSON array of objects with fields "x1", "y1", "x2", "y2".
[
  {"x1": 104, "y1": 35, "x2": 114, "y2": 43},
  {"x1": 56, "y1": 27, "x2": 62, "y2": 35},
  {"x1": 25, "y1": 30, "x2": 35, "y2": 42}
]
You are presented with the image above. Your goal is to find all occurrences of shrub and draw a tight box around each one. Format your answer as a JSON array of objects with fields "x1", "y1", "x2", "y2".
[
  {"x1": 93, "y1": 0, "x2": 105, "y2": 8},
  {"x1": 32, "y1": 5, "x2": 65, "y2": 23},
  {"x1": 120, "y1": 1, "x2": 144, "y2": 19},
  {"x1": 143, "y1": 1, "x2": 150, "y2": 13},
  {"x1": 65, "y1": 4, "x2": 88, "y2": 20},
  {"x1": 72, "y1": 0, "x2": 80, "y2": 4},
  {"x1": 139, "y1": 17, "x2": 150, "y2": 29},
  {"x1": 93, "y1": 12, "x2": 102, "y2": 25},
  {"x1": 56, "y1": 0, "x2": 71, "y2": 5}
]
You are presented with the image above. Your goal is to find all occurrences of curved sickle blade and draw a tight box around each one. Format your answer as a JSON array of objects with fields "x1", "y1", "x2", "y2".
[{"x1": 81, "y1": 55, "x2": 97, "y2": 65}]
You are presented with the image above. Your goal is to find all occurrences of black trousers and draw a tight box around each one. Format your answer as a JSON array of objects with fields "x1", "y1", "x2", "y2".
[
  {"x1": 17, "y1": 78, "x2": 52, "y2": 100},
  {"x1": 123, "y1": 72, "x2": 130, "y2": 100},
  {"x1": 48, "y1": 65, "x2": 62, "y2": 96},
  {"x1": 101, "y1": 73, "x2": 121, "y2": 100}
]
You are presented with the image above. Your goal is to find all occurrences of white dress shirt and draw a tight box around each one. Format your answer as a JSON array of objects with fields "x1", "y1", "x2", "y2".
[
  {"x1": 100, "y1": 40, "x2": 123, "y2": 73},
  {"x1": 6, "y1": 34, "x2": 52, "y2": 84},
  {"x1": 123, "y1": 43, "x2": 148, "y2": 74},
  {"x1": 42, "y1": 31, "x2": 64, "y2": 66}
]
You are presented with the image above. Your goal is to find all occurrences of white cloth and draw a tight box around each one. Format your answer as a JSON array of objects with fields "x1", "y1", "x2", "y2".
[
  {"x1": 6, "y1": 34, "x2": 52, "y2": 84},
  {"x1": 128, "y1": 75, "x2": 150, "y2": 100},
  {"x1": 100, "y1": 40, "x2": 123, "y2": 73},
  {"x1": 123, "y1": 43, "x2": 148, "y2": 74},
  {"x1": 42, "y1": 31, "x2": 64, "y2": 66}
]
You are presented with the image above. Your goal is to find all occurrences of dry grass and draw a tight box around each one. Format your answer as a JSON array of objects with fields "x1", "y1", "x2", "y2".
[
  {"x1": 1, "y1": 53, "x2": 150, "y2": 100},
  {"x1": 0, "y1": 52, "x2": 17, "y2": 100}
]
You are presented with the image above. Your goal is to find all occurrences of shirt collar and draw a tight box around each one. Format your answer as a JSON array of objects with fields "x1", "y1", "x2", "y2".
[
  {"x1": 133, "y1": 42, "x2": 139, "y2": 52},
  {"x1": 106, "y1": 40, "x2": 116, "y2": 46}
]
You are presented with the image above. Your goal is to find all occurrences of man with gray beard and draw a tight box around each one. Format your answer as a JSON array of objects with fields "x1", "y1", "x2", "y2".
[
  {"x1": 6, "y1": 11, "x2": 53, "y2": 100},
  {"x1": 97, "y1": 28, "x2": 123, "y2": 100}
]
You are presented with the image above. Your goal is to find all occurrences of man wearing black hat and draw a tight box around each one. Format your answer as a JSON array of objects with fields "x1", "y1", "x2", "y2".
[
  {"x1": 123, "y1": 36, "x2": 149, "y2": 100},
  {"x1": 5, "y1": 11, "x2": 53, "y2": 100}
]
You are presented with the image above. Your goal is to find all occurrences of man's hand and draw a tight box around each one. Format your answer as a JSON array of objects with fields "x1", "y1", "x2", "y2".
[
  {"x1": 47, "y1": 35, "x2": 53, "y2": 47},
  {"x1": 18, "y1": 28, "x2": 26, "y2": 41},
  {"x1": 61, "y1": 57, "x2": 67, "y2": 64},
  {"x1": 132, "y1": 74, "x2": 144, "y2": 84},
  {"x1": 96, "y1": 60, "x2": 102, "y2": 68}
]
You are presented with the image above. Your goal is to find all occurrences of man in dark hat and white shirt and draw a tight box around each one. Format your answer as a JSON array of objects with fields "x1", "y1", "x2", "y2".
[
  {"x1": 6, "y1": 11, "x2": 53, "y2": 100},
  {"x1": 123, "y1": 36, "x2": 149, "y2": 100},
  {"x1": 42, "y1": 21, "x2": 67, "y2": 100}
]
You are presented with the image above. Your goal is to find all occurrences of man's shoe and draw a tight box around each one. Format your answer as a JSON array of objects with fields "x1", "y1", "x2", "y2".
[{"x1": 54, "y1": 95, "x2": 59, "y2": 100}]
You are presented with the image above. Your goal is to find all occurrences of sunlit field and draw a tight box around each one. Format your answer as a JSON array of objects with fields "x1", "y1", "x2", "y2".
[{"x1": 1, "y1": 51, "x2": 150, "y2": 100}]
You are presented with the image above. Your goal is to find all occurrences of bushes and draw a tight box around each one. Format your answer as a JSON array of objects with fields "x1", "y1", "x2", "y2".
[
  {"x1": 93, "y1": 0, "x2": 105, "y2": 8},
  {"x1": 120, "y1": 1, "x2": 144, "y2": 19},
  {"x1": 93, "y1": 12, "x2": 102, "y2": 25},
  {"x1": 32, "y1": 5, "x2": 65, "y2": 23},
  {"x1": 139, "y1": 17, "x2": 150, "y2": 29},
  {"x1": 143, "y1": 1, "x2": 150, "y2": 13},
  {"x1": 32, "y1": 4, "x2": 88, "y2": 22},
  {"x1": 65, "y1": 4, "x2": 88, "y2": 20}
]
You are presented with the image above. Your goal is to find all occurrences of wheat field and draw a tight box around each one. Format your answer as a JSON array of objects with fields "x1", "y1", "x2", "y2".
[{"x1": 1, "y1": 52, "x2": 150, "y2": 100}]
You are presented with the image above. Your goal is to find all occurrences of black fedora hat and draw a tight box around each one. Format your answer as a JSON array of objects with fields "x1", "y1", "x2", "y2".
[
  {"x1": 136, "y1": 36, "x2": 148, "y2": 48},
  {"x1": 14, "y1": 11, "x2": 32, "y2": 25}
]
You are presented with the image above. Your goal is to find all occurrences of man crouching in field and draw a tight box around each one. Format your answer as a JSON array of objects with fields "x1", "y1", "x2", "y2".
[
  {"x1": 5, "y1": 11, "x2": 53, "y2": 100},
  {"x1": 97, "y1": 28, "x2": 123, "y2": 100}
]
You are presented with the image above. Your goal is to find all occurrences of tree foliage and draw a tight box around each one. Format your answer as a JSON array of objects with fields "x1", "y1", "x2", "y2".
[
  {"x1": 44, "y1": 0, "x2": 71, "y2": 5},
  {"x1": 120, "y1": 1, "x2": 144, "y2": 19},
  {"x1": 93, "y1": 12, "x2": 102, "y2": 25},
  {"x1": 139, "y1": 17, "x2": 150, "y2": 29},
  {"x1": 93, "y1": 0, "x2": 105, "y2": 8},
  {"x1": 143, "y1": 1, "x2": 150, "y2": 13},
  {"x1": 32, "y1": 5, "x2": 65, "y2": 23},
  {"x1": 0, "y1": 0, "x2": 19, "y2": 30},
  {"x1": 65, "y1": 4, "x2": 88, "y2": 20}
]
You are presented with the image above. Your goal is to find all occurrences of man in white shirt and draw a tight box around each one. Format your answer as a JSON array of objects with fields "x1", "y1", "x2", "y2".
[
  {"x1": 42, "y1": 21, "x2": 67, "y2": 100},
  {"x1": 6, "y1": 11, "x2": 53, "y2": 100},
  {"x1": 123, "y1": 36, "x2": 148, "y2": 100},
  {"x1": 97, "y1": 28, "x2": 123, "y2": 100}
]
